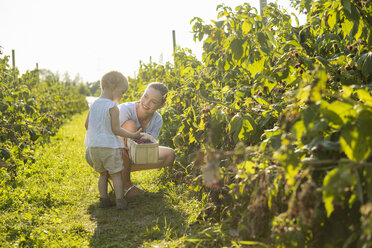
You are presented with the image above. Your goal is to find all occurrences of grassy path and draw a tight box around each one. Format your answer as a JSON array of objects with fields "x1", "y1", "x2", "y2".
[{"x1": 0, "y1": 111, "x2": 208, "y2": 247}]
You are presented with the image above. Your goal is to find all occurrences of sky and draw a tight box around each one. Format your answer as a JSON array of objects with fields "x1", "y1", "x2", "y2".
[{"x1": 0, "y1": 0, "x2": 305, "y2": 83}]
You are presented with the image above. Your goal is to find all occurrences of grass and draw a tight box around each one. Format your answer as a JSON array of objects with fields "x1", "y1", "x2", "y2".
[{"x1": 0, "y1": 111, "x2": 211, "y2": 247}]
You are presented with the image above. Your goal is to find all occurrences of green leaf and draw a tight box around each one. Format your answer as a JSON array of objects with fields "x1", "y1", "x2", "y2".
[
  {"x1": 315, "y1": 56, "x2": 330, "y2": 68},
  {"x1": 323, "y1": 192, "x2": 335, "y2": 218},
  {"x1": 238, "y1": 119, "x2": 253, "y2": 140},
  {"x1": 356, "y1": 89, "x2": 372, "y2": 106},
  {"x1": 282, "y1": 40, "x2": 301, "y2": 49},
  {"x1": 237, "y1": 160, "x2": 256, "y2": 174},
  {"x1": 320, "y1": 100, "x2": 355, "y2": 126},
  {"x1": 235, "y1": 115, "x2": 261, "y2": 145},
  {"x1": 253, "y1": 96, "x2": 270, "y2": 107},
  {"x1": 361, "y1": 52, "x2": 372, "y2": 78},
  {"x1": 342, "y1": 85, "x2": 353, "y2": 98},
  {"x1": 350, "y1": 20, "x2": 360, "y2": 38},
  {"x1": 246, "y1": 58, "x2": 265, "y2": 78},
  {"x1": 342, "y1": 0, "x2": 351, "y2": 14},
  {"x1": 238, "y1": 240, "x2": 268, "y2": 248},
  {"x1": 242, "y1": 21, "x2": 251, "y2": 35},
  {"x1": 256, "y1": 31, "x2": 267, "y2": 45},
  {"x1": 224, "y1": 60, "x2": 231, "y2": 70},
  {"x1": 292, "y1": 120, "x2": 306, "y2": 140},
  {"x1": 340, "y1": 124, "x2": 370, "y2": 162},
  {"x1": 264, "y1": 28, "x2": 276, "y2": 45},
  {"x1": 341, "y1": 18, "x2": 353, "y2": 38},
  {"x1": 291, "y1": 13, "x2": 299, "y2": 27},
  {"x1": 328, "y1": 10, "x2": 337, "y2": 30},
  {"x1": 264, "y1": 126, "x2": 281, "y2": 139},
  {"x1": 230, "y1": 115, "x2": 243, "y2": 143},
  {"x1": 230, "y1": 38, "x2": 244, "y2": 61},
  {"x1": 322, "y1": 165, "x2": 356, "y2": 217},
  {"x1": 322, "y1": 168, "x2": 339, "y2": 217}
]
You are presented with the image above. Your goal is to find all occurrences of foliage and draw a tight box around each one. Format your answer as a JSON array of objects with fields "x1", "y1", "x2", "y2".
[
  {"x1": 0, "y1": 112, "x2": 95, "y2": 247},
  {"x1": 127, "y1": 0, "x2": 372, "y2": 246},
  {"x1": 0, "y1": 112, "x2": 207, "y2": 247},
  {"x1": 86, "y1": 80, "x2": 101, "y2": 96},
  {"x1": 0, "y1": 51, "x2": 88, "y2": 180}
]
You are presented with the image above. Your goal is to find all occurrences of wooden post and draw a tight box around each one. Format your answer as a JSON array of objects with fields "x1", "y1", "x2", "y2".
[
  {"x1": 36, "y1": 63, "x2": 39, "y2": 84},
  {"x1": 12, "y1": 49, "x2": 15, "y2": 70},
  {"x1": 11, "y1": 49, "x2": 17, "y2": 82},
  {"x1": 172, "y1": 30, "x2": 176, "y2": 53},
  {"x1": 260, "y1": 0, "x2": 267, "y2": 23}
]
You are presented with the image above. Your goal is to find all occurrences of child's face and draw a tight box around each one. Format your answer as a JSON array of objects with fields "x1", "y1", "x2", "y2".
[
  {"x1": 112, "y1": 82, "x2": 128, "y2": 101},
  {"x1": 138, "y1": 87, "x2": 163, "y2": 114}
]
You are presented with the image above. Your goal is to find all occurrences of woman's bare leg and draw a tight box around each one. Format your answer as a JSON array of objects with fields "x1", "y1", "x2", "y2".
[
  {"x1": 159, "y1": 146, "x2": 175, "y2": 167},
  {"x1": 120, "y1": 119, "x2": 176, "y2": 196},
  {"x1": 121, "y1": 120, "x2": 145, "y2": 196}
]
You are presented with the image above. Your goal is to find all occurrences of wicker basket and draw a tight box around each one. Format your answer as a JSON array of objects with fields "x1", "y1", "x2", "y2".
[{"x1": 127, "y1": 133, "x2": 159, "y2": 164}]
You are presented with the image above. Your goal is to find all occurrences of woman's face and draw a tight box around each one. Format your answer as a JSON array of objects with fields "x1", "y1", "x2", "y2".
[{"x1": 138, "y1": 87, "x2": 163, "y2": 114}]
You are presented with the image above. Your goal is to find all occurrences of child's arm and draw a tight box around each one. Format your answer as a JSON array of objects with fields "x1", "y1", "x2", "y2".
[
  {"x1": 85, "y1": 111, "x2": 90, "y2": 130},
  {"x1": 109, "y1": 106, "x2": 142, "y2": 139}
]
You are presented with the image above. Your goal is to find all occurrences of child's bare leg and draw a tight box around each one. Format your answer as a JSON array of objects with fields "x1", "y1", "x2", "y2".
[
  {"x1": 110, "y1": 172, "x2": 124, "y2": 199},
  {"x1": 99, "y1": 171, "x2": 109, "y2": 198}
]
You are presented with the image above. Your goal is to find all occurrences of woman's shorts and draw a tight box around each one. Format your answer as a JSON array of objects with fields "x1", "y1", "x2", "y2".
[{"x1": 85, "y1": 147, "x2": 124, "y2": 174}]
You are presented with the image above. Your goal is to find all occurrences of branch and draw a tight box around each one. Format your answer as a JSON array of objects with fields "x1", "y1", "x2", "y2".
[{"x1": 301, "y1": 158, "x2": 372, "y2": 169}]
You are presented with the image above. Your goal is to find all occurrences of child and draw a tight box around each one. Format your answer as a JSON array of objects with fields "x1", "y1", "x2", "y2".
[{"x1": 84, "y1": 71, "x2": 142, "y2": 210}]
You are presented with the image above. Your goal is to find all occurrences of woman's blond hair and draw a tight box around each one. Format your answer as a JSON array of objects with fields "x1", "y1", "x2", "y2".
[{"x1": 147, "y1": 82, "x2": 168, "y2": 104}]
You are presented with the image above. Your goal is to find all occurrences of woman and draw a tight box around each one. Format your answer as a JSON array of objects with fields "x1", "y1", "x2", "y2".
[{"x1": 119, "y1": 82, "x2": 175, "y2": 197}]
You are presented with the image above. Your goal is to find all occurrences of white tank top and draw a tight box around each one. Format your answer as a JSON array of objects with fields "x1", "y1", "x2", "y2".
[{"x1": 84, "y1": 98, "x2": 124, "y2": 148}]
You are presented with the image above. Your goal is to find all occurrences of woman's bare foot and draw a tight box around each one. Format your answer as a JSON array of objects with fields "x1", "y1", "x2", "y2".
[{"x1": 124, "y1": 185, "x2": 146, "y2": 198}]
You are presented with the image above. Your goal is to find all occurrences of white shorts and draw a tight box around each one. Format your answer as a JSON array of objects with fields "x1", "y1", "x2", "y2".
[{"x1": 85, "y1": 147, "x2": 124, "y2": 174}]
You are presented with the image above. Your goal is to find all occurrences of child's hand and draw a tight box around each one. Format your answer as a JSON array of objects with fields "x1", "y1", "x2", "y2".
[{"x1": 132, "y1": 128, "x2": 143, "y2": 139}]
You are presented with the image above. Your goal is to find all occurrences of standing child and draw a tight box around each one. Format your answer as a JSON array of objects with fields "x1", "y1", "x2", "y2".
[{"x1": 84, "y1": 71, "x2": 142, "y2": 210}]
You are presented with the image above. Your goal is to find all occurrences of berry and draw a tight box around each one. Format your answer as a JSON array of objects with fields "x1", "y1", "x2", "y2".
[
  {"x1": 133, "y1": 138, "x2": 152, "y2": 144},
  {"x1": 294, "y1": 52, "x2": 299, "y2": 57},
  {"x1": 347, "y1": 45, "x2": 353, "y2": 51},
  {"x1": 345, "y1": 65, "x2": 351, "y2": 71},
  {"x1": 258, "y1": 91, "x2": 263, "y2": 97},
  {"x1": 299, "y1": 70, "x2": 303, "y2": 74}
]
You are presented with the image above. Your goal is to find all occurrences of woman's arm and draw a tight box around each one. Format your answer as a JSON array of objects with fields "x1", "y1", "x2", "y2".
[
  {"x1": 110, "y1": 106, "x2": 142, "y2": 139},
  {"x1": 147, "y1": 115, "x2": 162, "y2": 140}
]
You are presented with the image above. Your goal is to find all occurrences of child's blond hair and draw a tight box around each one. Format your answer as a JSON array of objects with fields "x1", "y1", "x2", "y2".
[{"x1": 100, "y1": 71, "x2": 128, "y2": 90}]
